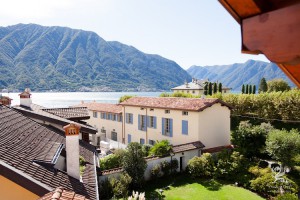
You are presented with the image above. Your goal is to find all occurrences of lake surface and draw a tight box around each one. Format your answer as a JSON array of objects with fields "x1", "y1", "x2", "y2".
[{"x1": 4, "y1": 92, "x2": 163, "y2": 108}]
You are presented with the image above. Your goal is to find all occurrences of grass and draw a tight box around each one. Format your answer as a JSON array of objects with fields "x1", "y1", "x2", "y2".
[{"x1": 143, "y1": 173, "x2": 264, "y2": 200}]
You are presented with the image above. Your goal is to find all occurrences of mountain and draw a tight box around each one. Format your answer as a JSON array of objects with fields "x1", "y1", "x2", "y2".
[
  {"x1": 0, "y1": 24, "x2": 191, "y2": 92},
  {"x1": 187, "y1": 60, "x2": 295, "y2": 91}
]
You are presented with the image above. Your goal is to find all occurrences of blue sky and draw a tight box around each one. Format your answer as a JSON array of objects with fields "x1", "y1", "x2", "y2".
[{"x1": 0, "y1": 0, "x2": 269, "y2": 69}]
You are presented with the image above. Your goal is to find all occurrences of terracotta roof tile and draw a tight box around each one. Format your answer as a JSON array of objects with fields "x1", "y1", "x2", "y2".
[
  {"x1": 172, "y1": 141, "x2": 205, "y2": 153},
  {"x1": 73, "y1": 102, "x2": 122, "y2": 114},
  {"x1": 202, "y1": 145, "x2": 234, "y2": 153},
  {"x1": 38, "y1": 187, "x2": 89, "y2": 200},
  {"x1": 0, "y1": 105, "x2": 98, "y2": 199},
  {"x1": 120, "y1": 97, "x2": 232, "y2": 111},
  {"x1": 42, "y1": 107, "x2": 90, "y2": 120}
]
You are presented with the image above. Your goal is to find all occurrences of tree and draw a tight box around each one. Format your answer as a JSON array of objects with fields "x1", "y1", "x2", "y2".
[
  {"x1": 266, "y1": 129, "x2": 300, "y2": 168},
  {"x1": 245, "y1": 84, "x2": 249, "y2": 94},
  {"x1": 208, "y1": 82, "x2": 213, "y2": 96},
  {"x1": 149, "y1": 140, "x2": 172, "y2": 157},
  {"x1": 119, "y1": 95, "x2": 135, "y2": 103},
  {"x1": 204, "y1": 82, "x2": 208, "y2": 95},
  {"x1": 249, "y1": 85, "x2": 252, "y2": 94},
  {"x1": 259, "y1": 77, "x2": 268, "y2": 93},
  {"x1": 218, "y1": 83, "x2": 222, "y2": 93},
  {"x1": 267, "y1": 79, "x2": 291, "y2": 92},
  {"x1": 213, "y1": 82, "x2": 217, "y2": 94},
  {"x1": 122, "y1": 142, "x2": 147, "y2": 188},
  {"x1": 231, "y1": 121, "x2": 273, "y2": 158},
  {"x1": 242, "y1": 84, "x2": 245, "y2": 94},
  {"x1": 252, "y1": 85, "x2": 256, "y2": 94}
]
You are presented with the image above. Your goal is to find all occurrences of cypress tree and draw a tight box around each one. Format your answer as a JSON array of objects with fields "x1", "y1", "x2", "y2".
[
  {"x1": 252, "y1": 85, "x2": 256, "y2": 94},
  {"x1": 242, "y1": 84, "x2": 245, "y2": 94},
  {"x1": 249, "y1": 85, "x2": 252, "y2": 94},
  {"x1": 208, "y1": 82, "x2": 213, "y2": 96},
  {"x1": 259, "y1": 77, "x2": 268, "y2": 93},
  {"x1": 245, "y1": 84, "x2": 249, "y2": 94},
  {"x1": 218, "y1": 83, "x2": 222, "y2": 93},
  {"x1": 204, "y1": 82, "x2": 208, "y2": 95},
  {"x1": 213, "y1": 82, "x2": 217, "y2": 94}
]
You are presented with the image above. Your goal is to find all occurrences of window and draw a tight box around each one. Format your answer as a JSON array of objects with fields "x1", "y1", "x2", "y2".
[
  {"x1": 150, "y1": 108, "x2": 154, "y2": 111},
  {"x1": 118, "y1": 114, "x2": 122, "y2": 122},
  {"x1": 192, "y1": 90, "x2": 195, "y2": 94},
  {"x1": 128, "y1": 134, "x2": 131, "y2": 143},
  {"x1": 140, "y1": 107, "x2": 144, "y2": 110},
  {"x1": 182, "y1": 120, "x2": 188, "y2": 135},
  {"x1": 111, "y1": 131, "x2": 117, "y2": 141},
  {"x1": 106, "y1": 113, "x2": 112, "y2": 120},
  {"x1": 162, "y1": 118, "x2": 173, "y2": 137},
  {"x1": 93, "y1": 111, "x2": 97, "y2": 118},
  {"x1": 126, "y1": 113, "x2": 133, "y2": 124},
  {"x1": 140, "y1": 138, "x2": 145, "y2": 145},
  {"x1": 182, "y1": 111, "x2": 188, "y2": 116},
  {"x1": 165, "y1": 110, "x2": 170, "y2": 114},
  {"x1": 100, "y1": 112, "x2": 106, "y2": 119},
  {"x1": 149, "y1": 139, "x2": 155, "y2": 145},
  {"x1": 148, "y1": 116, "x2": 157, "y2": 128},
  {"x1": 112, "y1": 114, "x2": 117, "y2": 121},
  {"x1": 138, "y1": 114, "x2": 147, "y2": 131}
]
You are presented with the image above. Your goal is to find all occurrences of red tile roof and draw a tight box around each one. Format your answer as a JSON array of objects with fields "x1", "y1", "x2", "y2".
[
  {"x1": 38, "y1": 187, "x2": 89, "y2": 200},
  {"x1": 202, "y1": 145, "x2": 234, "y2": 154},
  {"x1": 173, "y1": 141, "x2": 205, "y2": 153},
  {"x1": 120, "y1": 97, "x2": 232, "y2": 111},
  {"x1": 74, "y1": 102, "x2": 122, "y2": 114},
  {"x1": 42, "y1": 107, "x2": 90, "y2": 120}
]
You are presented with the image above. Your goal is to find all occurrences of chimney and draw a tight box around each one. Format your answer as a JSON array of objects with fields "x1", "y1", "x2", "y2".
[
  {"x1": 19, "y1": 88, "x2": 32, "y2": 107},
  {"x1": 63, "y1": 123, "x2": 81, "y2": 180},
  {"x1": 0, "y1": 94, "x2": 12, "y2": 107}
]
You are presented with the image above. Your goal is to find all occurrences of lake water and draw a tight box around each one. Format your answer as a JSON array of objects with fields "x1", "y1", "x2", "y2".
[{"x1": 4, "y1": 92, "x2": 163, "y2": 108}]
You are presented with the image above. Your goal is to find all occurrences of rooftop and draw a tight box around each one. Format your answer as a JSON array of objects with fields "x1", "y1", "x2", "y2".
[
  {"x1": 173, "y1": 141, "x2": 205, "y2": 153},
  {"x1": 0, "y1": 105, "x2": 98, "y2": 199},
  {"x1": 120, "y1": 97, "x2": 232, "y2": 111},
  {"x1": 74, "y1": 102, "x2": 122, "y2": 114},
  {"x1": 42, "y1": 107, "x2": 90, "y2": 120},
  {"x1": 172, "y1": 78, "x2": 231, "y2": 90},
  {"x1": 38, "y1": 187, "x2": 89, "y2": 200},
  {"x1": 13, "y1": 104, "x2": 96, "y2": 134}
]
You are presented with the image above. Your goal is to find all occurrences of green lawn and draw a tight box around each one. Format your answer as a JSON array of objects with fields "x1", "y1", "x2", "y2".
[{"x1": 144, "y1": 174, "x2": 264, "y2": 200}]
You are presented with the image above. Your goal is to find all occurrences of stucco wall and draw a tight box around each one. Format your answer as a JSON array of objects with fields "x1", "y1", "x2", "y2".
[
  {"x1": 86, "y1": 111, "x2": 123, "y2": 144},
  {"x1": 123, "y1": 106, "x2": 200, "y2": 146},
  {"x1": 198, "y1": 103, "x2": 231, "y2": 149},
  {"x1": 0, "y1": 175, "x2": 39, "y2": 200}
]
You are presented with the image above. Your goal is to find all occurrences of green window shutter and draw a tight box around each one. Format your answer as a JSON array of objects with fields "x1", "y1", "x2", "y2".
[
  {"x1": 162, "y1": 118, "x2": 165, "y2": 135},
  {"x1": 169, "y1": 118, "x2": 173, "y2": 137}
]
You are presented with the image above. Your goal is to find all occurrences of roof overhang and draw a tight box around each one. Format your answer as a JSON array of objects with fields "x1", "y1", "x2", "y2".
[{"x1": 219, "y1": 0, "x2": 300, "y2": 87}]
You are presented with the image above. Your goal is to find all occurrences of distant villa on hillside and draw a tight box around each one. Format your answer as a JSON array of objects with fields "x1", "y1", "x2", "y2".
[{"x1": 171, "y1": 78, "x2": 231, "y2": 95}]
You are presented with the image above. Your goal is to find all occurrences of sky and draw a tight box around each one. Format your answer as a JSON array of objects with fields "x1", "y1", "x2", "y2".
[{"x1": 0, "y1": 0, "x2": 269, "y2": 69}]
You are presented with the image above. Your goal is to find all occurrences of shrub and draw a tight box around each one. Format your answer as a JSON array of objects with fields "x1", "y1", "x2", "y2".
[
  {"x1": 187, "y1": 153, "x2": 214, "y2": 178},
  {"x1": 100, "y1": 154, "x2": 121, "y2": 170},
  {"x1": 250, "y1": 173, "x2": 278, "y2": 197},
  {"x1": 150, "y1": 140, "x2": 172, "y2": 157},
  {"x1": 142, "y1": 144, "x2": 152, "y2": 157},
  {"x1": 171, "y1": 158, "x2": 179, "y2": 173},
  {"x1": 110, "y1": 173, "x2": 132, "y2": 199},
  {"x1": 151, "y1": 164, "x2": 161, "y2": 179},
  {"x1": 276, "y1": 193, "x2": 298, "y2": 200},
  {"x1": 160, "y1": 160, "x2": 171, "y2": 176},
  {"x1": 249, "y1": 166, "x2": 271, "y2": 177},
  {"x1": 99, "y1": 178, "x2": 113, "y2": 200}
]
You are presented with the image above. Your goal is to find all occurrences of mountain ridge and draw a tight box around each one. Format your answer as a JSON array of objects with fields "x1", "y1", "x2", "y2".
[
  {"x1": 187, "y1": 60, "x2": 295, "y2": 91},
  {"x1": 0, "y1": 23, "x2": 191, "y2": 92}
]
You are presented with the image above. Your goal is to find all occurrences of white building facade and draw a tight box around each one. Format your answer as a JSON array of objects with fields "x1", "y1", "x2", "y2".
[{"x1": 77, "y1": 97, "x2": 232, "y2": 150}]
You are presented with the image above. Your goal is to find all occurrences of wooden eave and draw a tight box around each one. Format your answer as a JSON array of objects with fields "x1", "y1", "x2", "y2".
[{"x1": 219, "y1": 0, "x2": 300, "y2": 88}]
